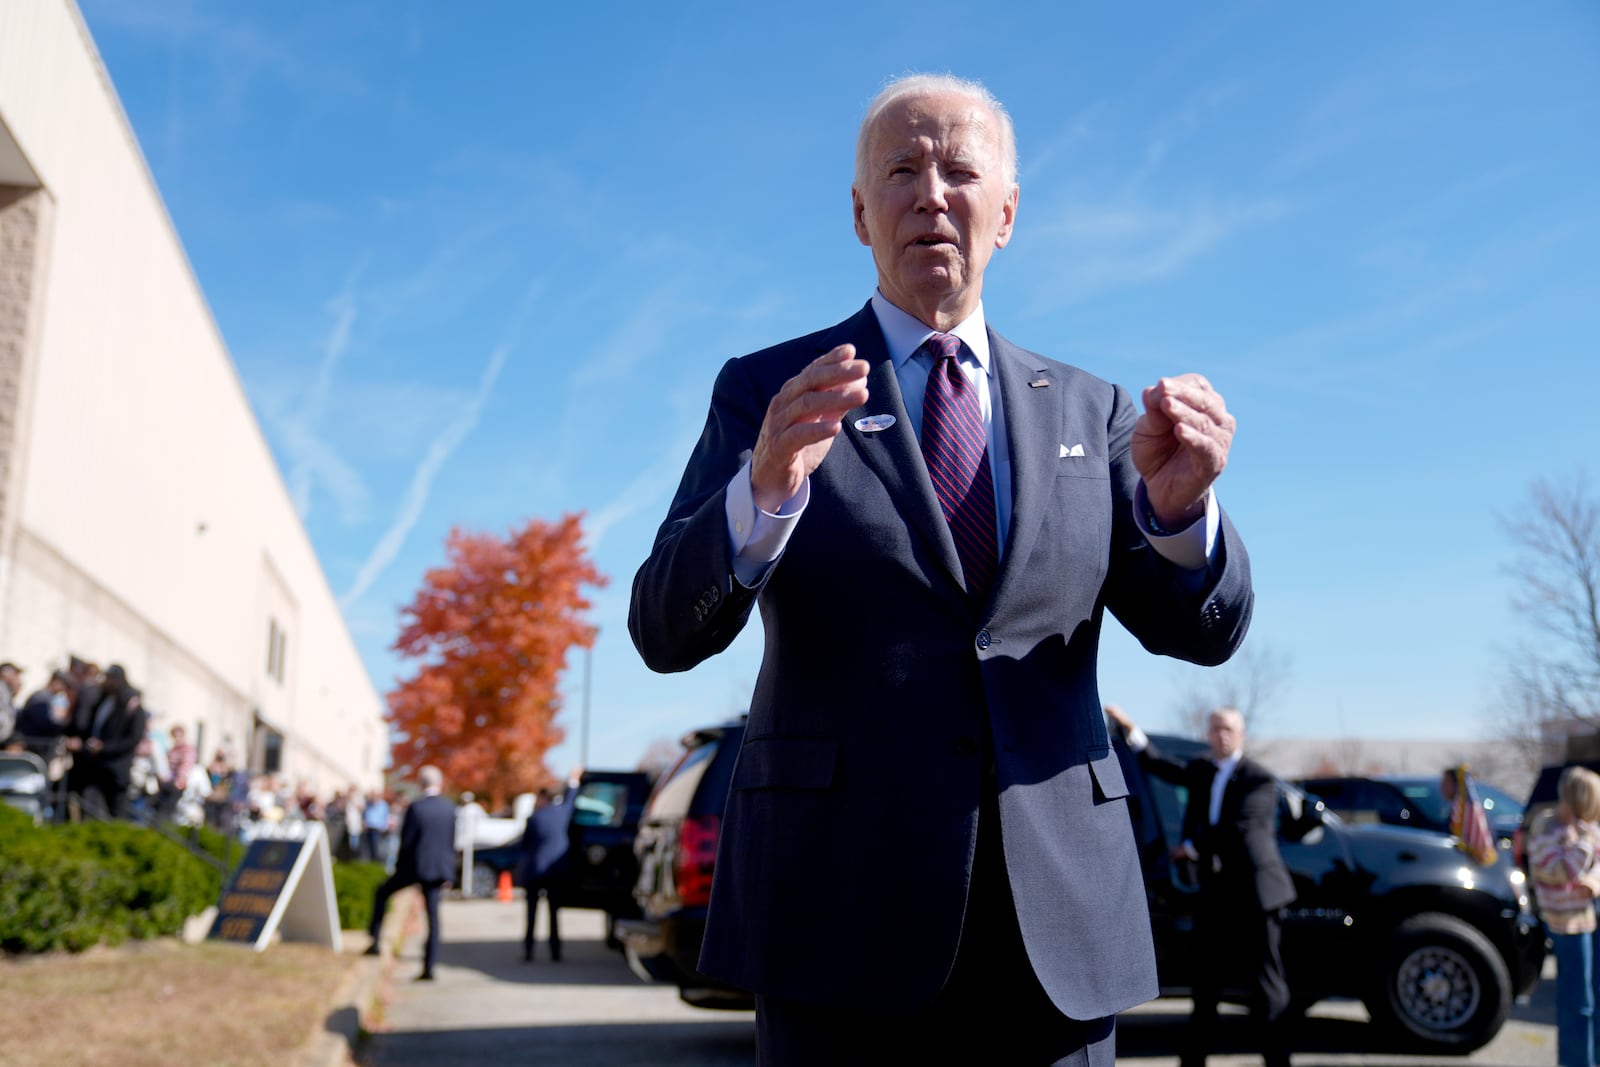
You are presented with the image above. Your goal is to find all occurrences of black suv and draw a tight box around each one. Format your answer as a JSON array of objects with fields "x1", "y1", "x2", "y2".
[
  {"x1": 465, "y1": 770, "x2": 652, "y2": 939},
  {"x1": 1125, "y1": 733, "x2": 1544, "y2": 1054},
  {"x1": 1295, "y1": 774, "x2": 1523, "y2": 851},
  {"x1": 562, "y1": 769, "x2": 654, "y2": 923},
  {"x1": 621, "y1": 720, "x2": 1544, "y2": 1051},
  {"x1": 618, "y1": 716, "x2": 753, "y2": 1009}
]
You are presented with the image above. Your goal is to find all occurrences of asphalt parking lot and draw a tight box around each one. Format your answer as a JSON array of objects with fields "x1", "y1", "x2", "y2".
[{"x1": 360, "y1": 897, "x2": 1558, "y2": 1066}]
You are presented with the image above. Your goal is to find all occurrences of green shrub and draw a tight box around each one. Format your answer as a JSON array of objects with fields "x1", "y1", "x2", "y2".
[
  {"x1": 0, "y1": 820, "x2": 221, "y2": 953},
  {"x1": 0, "y1": 837, "x2": 119, "y2": 952},
  {"x1": 333, "y1": 861, "x2": 387, "y2": 932},
  {"x1": 0, "y1": 800, "x2": 39, "y2": 836},
  {"x1": 164, "y1": 821, "x2": 239, "y2": 868}
]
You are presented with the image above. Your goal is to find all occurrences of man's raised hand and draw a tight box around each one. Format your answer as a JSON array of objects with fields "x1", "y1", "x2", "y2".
[
  {"x1": 750, "y1": 345, "x2": 870, "y2": 513},
  {"x1": 1132, "y1": 373, "x2": 1235, "y2": 527}
]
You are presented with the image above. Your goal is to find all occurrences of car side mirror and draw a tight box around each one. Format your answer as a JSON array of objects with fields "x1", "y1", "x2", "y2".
[{"x1": 1280, "y1": 793, "x2": 1327, "y2": 844}]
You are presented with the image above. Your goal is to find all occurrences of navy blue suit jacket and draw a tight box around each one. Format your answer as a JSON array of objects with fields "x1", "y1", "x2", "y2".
[
  {"x1": 397, "y1": 793, "x2": 457, "y2": 885},
  {"x1": 630, "y1": 303, "x2": 1253, "y2": 1019},
  {"x1": 517, "y1": 801, "x2": 575, "y2": 887}
]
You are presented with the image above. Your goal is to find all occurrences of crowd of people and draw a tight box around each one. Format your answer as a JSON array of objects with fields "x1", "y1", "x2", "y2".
[{"x1": 0, "y1": 656, "x2": 406, "y2": 869}]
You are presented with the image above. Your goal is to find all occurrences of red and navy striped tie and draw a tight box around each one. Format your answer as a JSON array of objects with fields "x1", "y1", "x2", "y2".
[{"x1": 919, "y1": 332, "x2": 998, "y2": 603}]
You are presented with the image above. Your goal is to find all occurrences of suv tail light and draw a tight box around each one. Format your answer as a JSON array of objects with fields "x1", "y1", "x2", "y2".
[
  {"x1": 1512, "y1": 826, "x2": 1525, "y2": 869},
  {"x1": 674, "y1": 814, "x2": 721, "y2": 908}
]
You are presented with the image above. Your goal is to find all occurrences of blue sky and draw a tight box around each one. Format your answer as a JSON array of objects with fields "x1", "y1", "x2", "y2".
[{"x1": 77, "y1": 1, "x2": 1600, "y2": 773}]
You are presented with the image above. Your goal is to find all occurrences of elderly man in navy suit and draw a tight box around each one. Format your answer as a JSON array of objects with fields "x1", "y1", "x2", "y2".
[
  {"x1": 365, "y1": 765, "x2": 456, "y2": 981},
  {"x1": 631, "y1": 73, "x2": 1253, "y2": 1065}
]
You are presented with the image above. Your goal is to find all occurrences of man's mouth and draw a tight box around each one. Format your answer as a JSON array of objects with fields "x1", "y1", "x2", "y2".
[{"x1": 912, "y1": 235, "x2": 955, "y2": 247}]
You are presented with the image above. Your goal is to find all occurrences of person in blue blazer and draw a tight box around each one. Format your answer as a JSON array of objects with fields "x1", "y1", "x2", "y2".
[
  {"x1": 630, "y1": 73, "x2": 1253, "y2": 1066},
  {"x1": 517, "y1": 786, "x2": 575, "y2": 962},
  {"x1": 365, "y1": 765, "x2": 456, "y2": 981}
]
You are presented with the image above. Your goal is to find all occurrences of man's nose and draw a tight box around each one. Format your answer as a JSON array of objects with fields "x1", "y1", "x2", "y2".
[{"x1": 913, "y1": 169, "x2": 948, "y2": 213}]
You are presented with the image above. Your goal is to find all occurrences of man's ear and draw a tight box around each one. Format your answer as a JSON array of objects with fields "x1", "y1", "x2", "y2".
[
  {"x1": 994, "y1": 184, "x2": 1019, "y2": 249},
  {"x1": 852, "y1": 186, "x2": 871, "y2": 247}
]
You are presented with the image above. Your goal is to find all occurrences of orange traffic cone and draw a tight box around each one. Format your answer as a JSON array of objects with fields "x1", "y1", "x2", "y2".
[{"x1": 497, "y1": 870, "x2": 513, "y2": 902}]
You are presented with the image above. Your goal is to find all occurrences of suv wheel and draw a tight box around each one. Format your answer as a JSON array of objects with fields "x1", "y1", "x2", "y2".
[
  {"x1": 470, "y1": 860, "x2": 500, "y2": 899},
  {"x1": 1365, "y1": 912, "x2": 1511, "y2": 1054}
]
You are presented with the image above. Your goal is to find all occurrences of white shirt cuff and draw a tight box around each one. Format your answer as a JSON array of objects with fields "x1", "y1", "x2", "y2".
[
  {"x1": 726, "y1": 459, "x2": 807, "y2": 587},
  {"x1": 1124, "y1": 725, "x2": 1150, "y2": 752},
  {"x1": 1134, "y1": 482, "x2": 1218, "y2": 571}
]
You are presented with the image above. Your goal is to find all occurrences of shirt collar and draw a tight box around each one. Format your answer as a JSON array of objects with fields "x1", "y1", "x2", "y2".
[
  {"x1": 870, "y1": 290, "x2": 991, "y2": 377},
  {"x1": 1214, "y1": 752, "x2": 1241, "y2": 777}
]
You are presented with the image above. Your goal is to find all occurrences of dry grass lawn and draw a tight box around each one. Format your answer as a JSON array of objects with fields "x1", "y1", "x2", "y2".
[{"x1": 0, "y1": 937, "x2": 362, "y2": 1067}]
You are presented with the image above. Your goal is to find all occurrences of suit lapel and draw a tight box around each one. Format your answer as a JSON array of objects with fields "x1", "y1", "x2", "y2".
[
  {"x1": 990, "y1": 332, "x2": 1060, "y2": 604},
  {"x1": 834, "y1": 305, "x2": 964, "y2": 591}
]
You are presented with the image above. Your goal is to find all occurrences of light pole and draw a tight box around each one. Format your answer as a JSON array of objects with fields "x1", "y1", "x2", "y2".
[{"x1": 580, "y1": 636, "x2": 594, "y2": 772}]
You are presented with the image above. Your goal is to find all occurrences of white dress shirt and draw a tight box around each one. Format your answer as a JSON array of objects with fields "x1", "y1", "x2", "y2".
[{"x1": 724, "y1": 292, "x2": 1218, "y2": 586}]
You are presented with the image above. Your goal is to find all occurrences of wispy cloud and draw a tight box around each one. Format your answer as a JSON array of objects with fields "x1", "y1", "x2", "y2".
[
  {"x1": 85, "y1": 1, "x2": 369, "y2": 103},
  {"x1": 1123, "y1": 81, "x2": 1244, "y2": 192},
  {"x1": 1024, "y1": 197, "x2": 1286, "y2": 308},
  {"x1": 278, "y1": 266, "x2": 369, "y2": 522},
  {"x1": 582, "y1": 421, "x2": 705, "y2": 553},
  {"x1": 340, "y1": 344, "x2": 509, "y2": 607},
  {"x1": 567, "y1": 282, "x2": 704, "y2": 389}
]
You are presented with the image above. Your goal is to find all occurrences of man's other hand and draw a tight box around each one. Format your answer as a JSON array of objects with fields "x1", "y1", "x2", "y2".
[
  {"x1": 1132, "y1": 373, "x2": 1235, "y2": 527},
  {"x1": 750, "y1": 345, "x2": 870, "y2": 513},
  {"x1": 1104, "y1": 704, "x2": 1134, "y2": 734}
]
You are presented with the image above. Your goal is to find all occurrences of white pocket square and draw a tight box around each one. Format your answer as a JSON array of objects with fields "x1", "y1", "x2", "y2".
[{"x1": 1059, "y1": 443, "x2": 1085, "y2": 458}]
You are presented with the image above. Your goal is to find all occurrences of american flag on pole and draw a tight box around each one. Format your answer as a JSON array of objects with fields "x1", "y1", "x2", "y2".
[{"x1": 1450, "y1": 765, "x2": 1499, "y2": 866}]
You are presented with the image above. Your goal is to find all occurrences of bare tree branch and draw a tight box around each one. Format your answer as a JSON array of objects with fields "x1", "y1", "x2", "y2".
[
  {"x1": 1170, "y1": 641, "x2": 1293, "y2": 740},
  {"x1": 1494, "y1": 473, "x2": 1600, "y2": 772}
]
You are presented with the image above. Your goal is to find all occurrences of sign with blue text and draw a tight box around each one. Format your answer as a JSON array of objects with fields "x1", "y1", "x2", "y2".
[{"x1": 207, "y1": 821, "x2": 341, "y2": 952}]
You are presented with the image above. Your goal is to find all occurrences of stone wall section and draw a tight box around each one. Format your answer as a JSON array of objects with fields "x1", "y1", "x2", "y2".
[{"x1": 0, "y1": 184, "x2": 43, "y2": 543}]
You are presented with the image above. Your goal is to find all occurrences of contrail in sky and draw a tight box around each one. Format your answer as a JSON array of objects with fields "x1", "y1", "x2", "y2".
[
  {"x1": 340, "y1": 344, "x2": 508, "y2": 607},
  {"x1": 288, "y1": 264, "x2": 366, "y2": 520}
]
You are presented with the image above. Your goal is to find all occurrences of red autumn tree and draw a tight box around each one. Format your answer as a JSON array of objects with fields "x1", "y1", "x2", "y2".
[{"x1": 386, "y1": 513, "x2": 605, "y2": 808}]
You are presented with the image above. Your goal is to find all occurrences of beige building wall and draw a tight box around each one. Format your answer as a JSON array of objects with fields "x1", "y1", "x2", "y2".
[{"x1": 0, "y1": 0, "x2": 386, "y2": 792}]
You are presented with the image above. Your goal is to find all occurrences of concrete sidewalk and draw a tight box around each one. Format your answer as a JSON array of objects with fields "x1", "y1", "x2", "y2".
[
  {"x1": 347, "y1": 893, "x2": 1558, "y2": 1067},
  {"x1": 358, "y1": 893, "x2": 755, "y2": 1067}
]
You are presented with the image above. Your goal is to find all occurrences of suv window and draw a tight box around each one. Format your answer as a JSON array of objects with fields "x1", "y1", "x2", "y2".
[
  {"x1": 1477, "y1": 783, "x2": 1522, "y2": 818},
  {"x1": 1361, "y1": 782, "x2": 1411, "y2": 824},
  {"x1": 649, "y1": 739, "x2": 720, "y2": 818},
  {"x1": 573, "y1": 781, "x2": 632, "y2": 827}
]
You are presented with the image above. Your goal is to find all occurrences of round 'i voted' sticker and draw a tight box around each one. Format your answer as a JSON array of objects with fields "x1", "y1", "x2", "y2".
[{"x1": 854, "y1": 414, "x2": 896, "y2": 433}]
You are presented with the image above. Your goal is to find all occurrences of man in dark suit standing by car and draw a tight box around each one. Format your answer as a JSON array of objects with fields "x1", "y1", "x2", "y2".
[
  {"x1": 365, "y1": 765, "x2": 456, "y2": 981},
  {"x1": 1106, "y1": 704, "x2": 1294, "y2": 1067},
  {"x1": 631, "y1": 72, "x2": 1253, "y2": 1065},
  {"x1": 517, "y1": 785, "x2": 575, "y2": 963}
]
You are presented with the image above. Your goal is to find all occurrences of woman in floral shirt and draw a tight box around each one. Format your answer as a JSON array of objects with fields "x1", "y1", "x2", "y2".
[{"x1": 1531, "y1": 765, "x2": 1600, "y2": 1067}]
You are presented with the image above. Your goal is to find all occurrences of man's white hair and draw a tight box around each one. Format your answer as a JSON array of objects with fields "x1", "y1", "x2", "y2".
[
  {"x1": 854, "y1": 73, "x2": 1018, "y2": 190},
  {"x1": 418, "y1": 765, "x2": 443, "y2": 790},
  {"x1": 1209, "y1": 707, "x2": 1245, "y2": 730}
]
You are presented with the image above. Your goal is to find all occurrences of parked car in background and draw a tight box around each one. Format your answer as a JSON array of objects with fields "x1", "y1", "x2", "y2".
[
  {"x1": 1295, "y1": 774, "x2": 1523, "y2": 850},
  {"x1": 563, "y1": 770, "x2": 654, "y2": 931},
  {"x1": 462, "y1": 770, "x2": 652, "y2": 944},
  {"x1": 621, "y1": 718, "x2": 1545, "y2": 1049},
  {"x1": 1122, "y1": 732, "x2": 1544, "y2": 1054},
  {"x1": 1514, "y1": 758, "x2": 1600, "y2": 874},
  {"x1": 618, "y1": 716, "x2": 752, "y2": 1010}
]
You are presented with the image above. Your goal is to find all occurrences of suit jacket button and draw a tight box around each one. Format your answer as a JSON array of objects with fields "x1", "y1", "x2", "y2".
[
  {"x1": 975, "y1": 629, "x2": 991, "y2": 651},
  {"x1": 953, "y1": 737, "x2": 978, "y2": 758}
]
